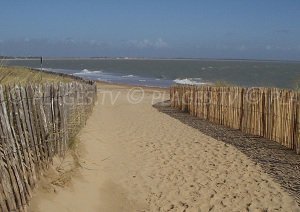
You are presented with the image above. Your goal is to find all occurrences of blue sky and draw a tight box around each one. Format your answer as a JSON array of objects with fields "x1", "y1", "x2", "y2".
[{"x1": 1, "y1": 0, "x2": 300, "y2": 60}]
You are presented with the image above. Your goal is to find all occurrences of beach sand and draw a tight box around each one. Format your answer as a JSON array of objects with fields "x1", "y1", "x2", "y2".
[{"x1": 29, "y1": 83, "x2": 300, "y2": 212}]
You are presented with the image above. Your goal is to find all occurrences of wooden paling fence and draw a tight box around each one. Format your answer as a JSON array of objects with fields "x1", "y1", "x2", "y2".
[
  {"x1": 170, "y1": 85, "x2": 300, "y2": 154},
  {"x1": 0, "y1": 81, "x2": 97, "y2": 211},
  {"x1": 29, "y1": 68, "x2": 96, "y2": 84}
]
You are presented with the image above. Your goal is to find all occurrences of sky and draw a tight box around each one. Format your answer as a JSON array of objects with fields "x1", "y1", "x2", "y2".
[{"x1": 1, "y1": 0, "x2": 300, "y2": 60}]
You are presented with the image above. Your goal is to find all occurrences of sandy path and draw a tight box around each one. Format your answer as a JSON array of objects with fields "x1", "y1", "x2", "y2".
[{"x1": 29, "y1": 84, "x2": 299, "y2": 212}]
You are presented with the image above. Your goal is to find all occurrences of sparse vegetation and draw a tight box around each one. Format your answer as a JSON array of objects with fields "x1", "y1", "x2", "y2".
[
  {"x1": 213, "y1": 80, "x2": 233, "y2": 87},
  {"x1": 0, "y1": 66, "x2": 72, "y2": 85},
  {"x1": 295, "y1": 80, "x2": 300, "y2": 92}
]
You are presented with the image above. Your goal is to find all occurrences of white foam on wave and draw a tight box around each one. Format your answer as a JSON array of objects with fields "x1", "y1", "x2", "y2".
[
  {"x1": 82, "y1": 68, "x2": 90, "y2": 73},
  {"x1": 174, "y1": 78, "x2": 207, "y2": 85},
  {"x1": 74, "y1": 69, "x2": 103, "y2": 75},
  {"x1": 97, "y1": 78, "x2": 110, "y2": 82},
  {"x1": 122, "y1": 74, "x2": 136, "y2": 78}
]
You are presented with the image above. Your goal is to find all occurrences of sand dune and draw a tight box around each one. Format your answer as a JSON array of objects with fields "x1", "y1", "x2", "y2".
[{"x1": 29, "y1": 83, "x2": 300, "y2": 212}]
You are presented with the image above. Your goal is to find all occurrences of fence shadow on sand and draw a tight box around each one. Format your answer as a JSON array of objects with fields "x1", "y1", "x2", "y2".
[{"x1": 154, "y1": 100, "x2": 300, "y2": 205}]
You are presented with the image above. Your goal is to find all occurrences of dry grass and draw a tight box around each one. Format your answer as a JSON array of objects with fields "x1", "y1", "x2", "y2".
[
  {"x1": 0, "y1": 66, "x2": 72, "y2": 85},
  {"x1": 213, "y1": 80, "x2": 234, "y2": 87},
  {"x1": 295, "y1": 81, "x2": 300, "y2": 92}
]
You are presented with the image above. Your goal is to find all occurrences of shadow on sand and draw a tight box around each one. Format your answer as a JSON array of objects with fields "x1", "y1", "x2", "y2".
[{"x1": 154, "y1": 100, "x2": 300, "y2": 205}]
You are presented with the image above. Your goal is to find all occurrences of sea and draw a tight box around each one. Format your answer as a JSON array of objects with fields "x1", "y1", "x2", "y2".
[{"x1": 3, "y1": 58, "x2": 300, "y2": 89}]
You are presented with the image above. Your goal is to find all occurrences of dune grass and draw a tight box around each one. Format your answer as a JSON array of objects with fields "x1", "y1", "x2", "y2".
[
  {"x1": 213, "y1": 80, "x2": 234, "y2": 87},
  {"x1": 0, "y1": 66, "x2": 72, "y2": 85},
  {"x1": 295, "y1": 80, "x2": 300, "y2": 92}
]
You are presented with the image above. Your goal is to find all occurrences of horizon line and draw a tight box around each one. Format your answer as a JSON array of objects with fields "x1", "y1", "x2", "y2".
[{"x1": 1, "y1": 55, "x2": 300, "y2": 63}]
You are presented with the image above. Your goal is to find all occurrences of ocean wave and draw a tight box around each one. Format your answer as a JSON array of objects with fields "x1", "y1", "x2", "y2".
[
  {"x1": 122, "y1": 74, "x2": 136, "y2": 78},
  {"x1": 173, "y1": 78, "x2": 207, "y2": 85},
  {"x1": 97, "y1": 78, "x2": 110, "y2": 82},
  {"x1": 74, "y1": 69, "x2": 103, "y2": 75},
  {"x1": 82, "y1": 68, "x2": 90, "y2": 73}
]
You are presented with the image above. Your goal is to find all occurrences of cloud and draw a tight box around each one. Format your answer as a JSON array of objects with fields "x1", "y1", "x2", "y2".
[
  {"x1": 264, "y1": 45, "x2": 296, "y2": 51},
  {"x1": 274, "y1": 29, "x2": 290, "y2": 34},
  {"x1": 238, "y1": 45, "x2": 247, "y2": 51},
  {"x1": 89, "y1": 40, "x2": 98, "y2": 45},
  {"x1": 128, "y1": 38, "x2": 168, "y2": 49},
  {"x1": 154, "y1": 38, "x2": 168, "y2": 48},
  {"x1": 265, "y1": 45, "x2": 272, "y2": 50},
  {"x1": 88, "y1": 40, "x2": 111, "y2": 48},
  {"x1": 1, "y1": 36, "x2": 299, "y2": 59},
  {"x1": 63, "y1": 37, "x2": 76, "y2": 44}
]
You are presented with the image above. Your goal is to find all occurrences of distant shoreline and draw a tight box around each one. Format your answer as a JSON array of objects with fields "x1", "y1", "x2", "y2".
[
  {"x1": 2, "y1": 57, "x2": 300, "y2": 63},
  {"x1": 4, "y1": 58, "x2": 299, "y2": 89}
]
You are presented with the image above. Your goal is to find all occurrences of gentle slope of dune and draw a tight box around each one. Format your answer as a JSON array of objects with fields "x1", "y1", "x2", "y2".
[
  {"x1": 29, "y1": 83, "x2": 299, "y2": 212},
  {"x1": 0, "y1": 66, "x2": 72, "y2": 84}
]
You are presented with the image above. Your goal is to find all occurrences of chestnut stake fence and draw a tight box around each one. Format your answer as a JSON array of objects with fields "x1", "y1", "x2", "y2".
[
  {"x1": 0, "y1": 81, "x2": 97, "y2": 211},
  {"x1": 170, "y1": 85, "x2": 300, "y2": 154}
]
